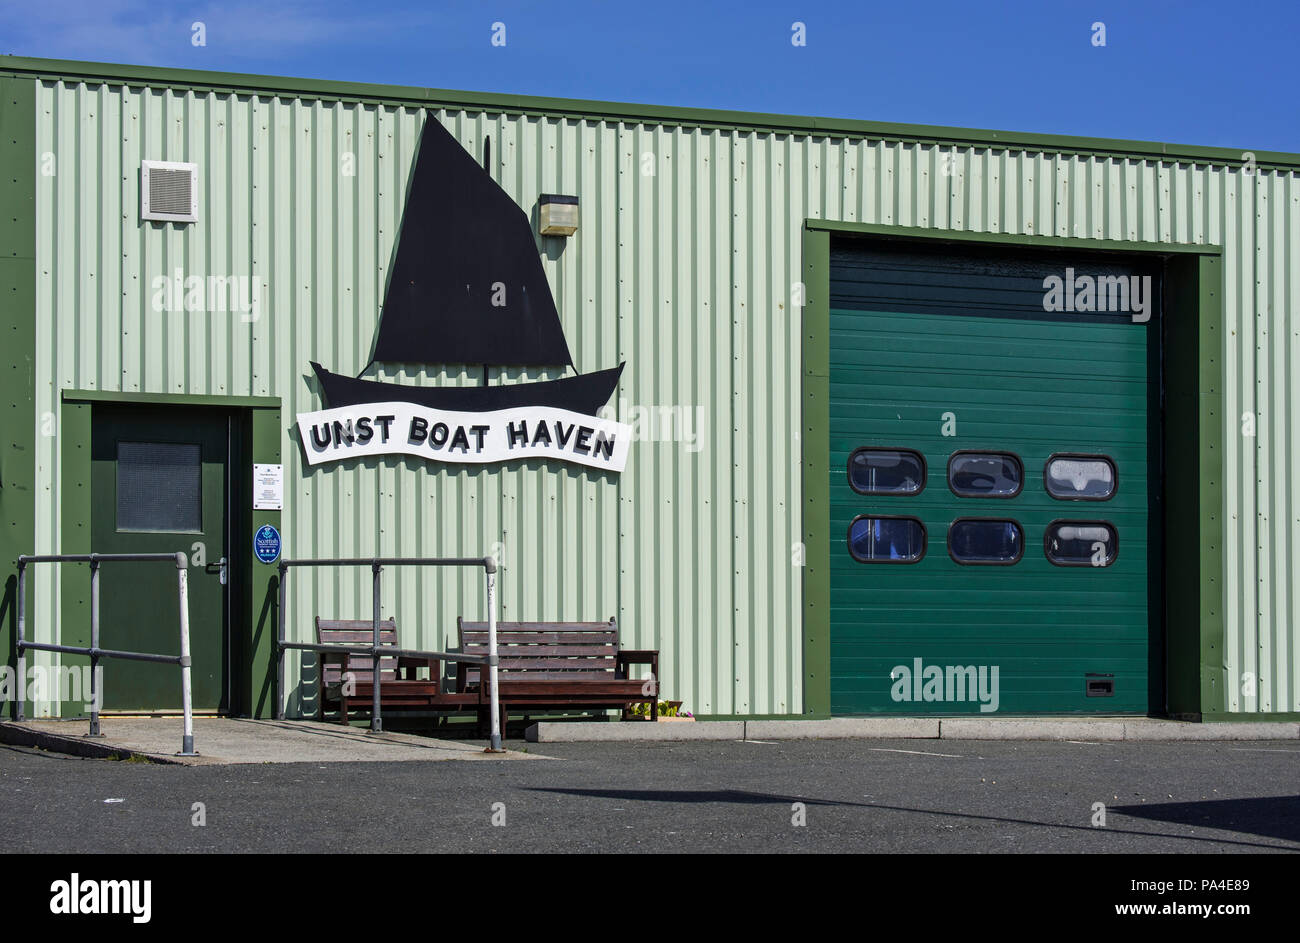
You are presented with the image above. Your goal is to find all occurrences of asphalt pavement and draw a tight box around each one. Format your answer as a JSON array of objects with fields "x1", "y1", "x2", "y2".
[{"x1": 2, "y1": 737, "x2": 1297, "y2": 853}]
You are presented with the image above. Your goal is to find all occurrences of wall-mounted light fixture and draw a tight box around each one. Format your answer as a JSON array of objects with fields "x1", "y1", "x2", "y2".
[{"x1": 538, "y1": 194, "x2": 579, "y2": 236}]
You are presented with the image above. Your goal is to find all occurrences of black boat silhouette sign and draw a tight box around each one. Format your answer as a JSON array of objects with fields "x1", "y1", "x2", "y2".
[
  {"x1": 298, "y1": 115, "x2": 631, "y2": 473},
  {"x1": 296, "y1": 401, "x2": 630, "y2": 472}
]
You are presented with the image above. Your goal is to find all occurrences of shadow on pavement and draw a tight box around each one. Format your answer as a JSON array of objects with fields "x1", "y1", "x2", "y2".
[
  {"x1": 1112, "y1": 795, "x2": 1300, "y2": 843},
  {"x1": 527, "y1": 787, "x2": 1300, "y2": 850},
  {"x1": 527, "y1": 787, "x2": 853, "y2": 806}
]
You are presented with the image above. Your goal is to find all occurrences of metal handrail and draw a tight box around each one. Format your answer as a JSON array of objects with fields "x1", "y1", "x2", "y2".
[
  {"x1": 275, "y1": 555, "x2": 502, "y2": 751},
  {"x1": 14, "y1": 552, "x2": 198, "y2": 756}
]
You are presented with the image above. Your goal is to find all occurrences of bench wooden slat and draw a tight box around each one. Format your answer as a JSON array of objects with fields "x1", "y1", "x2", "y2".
[
  {"x1": 465, "y1": 671, "x2": 627, "y2": 682},
  {"x1": 317, "y1": 621, "x2": 400, "y2": 684},
  {"x1": 317, "y1": 619, "x2": 399, "y2": 631},
  {"x1": 461, "y1": 621, "x2": 618, "y2": 630},
  {"x1": 314, "y1": 619, "x2": 447, "y2": 723},
  {"x1": 318, "y1": 630, "x2": 400, "y2": 643},
  {"x1": 461, "y1": 646, "x2": 617, "y2": 658},
  {"x1": 460, "y1": 639, "x2": 616, "y2": 647},
  {"x1": 482, "y1": 658, "x2": 616, "y2": 671},
  {"x1": 454, "y1": 616, "x2": 658, "y2": 722},
  {"x1": 462, "y1": 637, "x2": 613, "y2": 650}
]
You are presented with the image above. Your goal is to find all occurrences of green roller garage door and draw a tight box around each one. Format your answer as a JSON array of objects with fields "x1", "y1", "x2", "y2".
[{"x1": 828, "y1": 240, "x2": 1160, "y2": 715}]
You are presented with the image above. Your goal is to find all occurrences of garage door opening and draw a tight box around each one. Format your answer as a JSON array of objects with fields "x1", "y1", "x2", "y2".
[{"x1": 825, "y1": 238, "x2": 1163, "y2": 715}]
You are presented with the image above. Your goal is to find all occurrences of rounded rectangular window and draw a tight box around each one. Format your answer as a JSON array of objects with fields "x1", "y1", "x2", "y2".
[
  {"x1": 948, "y1": 518, "x2": 1023, "y2": 564},
  {"x1": 848, "y1": 448, "x2": 925, "y2": 496},
  {"x1": 1045, "y1": 521, "x2": 1117, "y2": 567},
  {"x1": 848, "y1": 516, "x2": 926, "y2": 563},
  {"x1": 948, "y1": 452, "x2": 1023, "y2": 498},
  {"x1": 1045, "y1": 454, "x2": 1117, "y2": 500}
]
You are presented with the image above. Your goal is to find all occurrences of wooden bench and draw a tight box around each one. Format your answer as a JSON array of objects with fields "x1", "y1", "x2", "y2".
[
  {"x1": 456, "y1": 618, "x2": 659, "y2": 723},
  {"x1": 316, "y1": 618, "x2": 447, "y2": 724}
]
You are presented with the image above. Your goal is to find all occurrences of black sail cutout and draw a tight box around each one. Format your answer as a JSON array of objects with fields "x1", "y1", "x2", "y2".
[{"x1": 371, "y1": 117, "x2": 574, "y2": 368}]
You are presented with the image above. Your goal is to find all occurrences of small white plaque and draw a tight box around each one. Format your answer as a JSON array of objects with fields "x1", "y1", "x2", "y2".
[{"x1": 253, "y1": 463, "x2": 283, "y2": 510}]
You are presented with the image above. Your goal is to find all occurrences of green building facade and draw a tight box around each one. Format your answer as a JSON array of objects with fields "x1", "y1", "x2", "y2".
[{"x1": 2, "y1": 57, "x2": 1297, "y2": 721}]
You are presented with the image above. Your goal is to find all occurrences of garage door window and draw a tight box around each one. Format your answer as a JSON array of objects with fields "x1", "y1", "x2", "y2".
[
  {"x1": 949, "y1": 452, "x2": 1023, "y2": 498},
  {"x1": 848, "y1": 516, "x2": 926, "y2": 563},
  {"x1": 1045, "y1": 521, "x2": 1118, "y2": 567},
  {"x1": 948, "y1": 518, "x2": 1023, "y2": 564},
  {"x1": 848, "y1": 448, "x2": 926, "y2": 495},
  {"x1": 1045, "y1": 454, "x2": 1116, "y2": 500}
]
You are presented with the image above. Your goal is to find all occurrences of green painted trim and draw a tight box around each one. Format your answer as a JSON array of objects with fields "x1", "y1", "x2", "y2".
[
  {"x1": 695, "y1": 713, "x2": 832, "y2": 722},
  {"x1": 57, "y1": 394, "x2": 284, "y2": 718},
  {"x1": 1196, "y1": 256, "x2": 1225, "y2": 713},
  {"x1": 805, "y1": 220, "x2": 1224, "y2": 256},
  {"x1": 2, "y1": 55, "x2": 1298, "y2": 171},
  {"x1": 1198, "y1": 712, "x2": 1300, "y2": 723},
  {"x1": 801, "y1": 228, "x2": 831, "y2": 716},
  {"x1": 246, "y1": 407, "x2": 281, "y2": 719},
  {"x1": 804, "y1": 222, "x2": 1225, "y2": 718},
  {"x1": 1163, "y1": 255, "x2": 1225, "y2": 716},
  {"x1": 58, "y1": 402, "x2": 92, "y2": 708},
  {"x1": 0, "y1": 75, "x2": 36, "y2": 719},
  {"x1": 62, "y1": 389, "x2": 281, "y2": 409}
]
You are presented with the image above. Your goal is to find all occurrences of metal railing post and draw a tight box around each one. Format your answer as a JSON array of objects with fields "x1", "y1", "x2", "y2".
[
  {"x1": 176, "y1": 552, "x2": 197, "y2": 756},
  {"x1": 486, "y1": 557, "x2": 501, "y2": 752},
  {"x1": 88, "y1": 555, "x2": 102, "y2": 737},
  {"x1": 371, "y1": 561, "x2": 382, "y2": 733},
  {"x1": 12, "y1": 552, "x2": 202, "y2": 750},
  {"x1": 16, "y1": 560, "x2": 26, "y2": 722},
  {"x1": 276, "y1": 562, "x2": 287, "y2": 721}
]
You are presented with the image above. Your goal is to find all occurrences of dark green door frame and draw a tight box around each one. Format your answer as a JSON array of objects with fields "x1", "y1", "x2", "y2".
[
  {"x1": 801, "y1": 220, "x2": 1224, "y2": 719},
  {"x1": 0, "y1": 75, "x2": 36, "y2": 720},
  {"x1": 60, "y1": 390, "x2": 282, "y2": 718}
]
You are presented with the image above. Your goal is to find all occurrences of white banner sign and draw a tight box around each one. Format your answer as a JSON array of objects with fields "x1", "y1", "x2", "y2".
[{"x1": 296, "y1": 401, "x2": 631, "y2": 473}]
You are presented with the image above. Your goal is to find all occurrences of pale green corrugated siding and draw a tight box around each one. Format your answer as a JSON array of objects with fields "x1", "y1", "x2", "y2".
[{"x1": 29, "y1": 77, "x2": 1300, "y2": 716}]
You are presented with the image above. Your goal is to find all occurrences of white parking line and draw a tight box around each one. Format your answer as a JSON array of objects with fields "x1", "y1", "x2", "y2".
[{"x1": 869, "y1": 748, "x2": 964, "y2": 758}]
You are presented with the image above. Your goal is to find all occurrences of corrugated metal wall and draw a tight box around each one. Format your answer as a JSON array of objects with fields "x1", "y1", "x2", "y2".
[{"x1": 29, "y1": 77, "x2": 1300, "y2": 716}]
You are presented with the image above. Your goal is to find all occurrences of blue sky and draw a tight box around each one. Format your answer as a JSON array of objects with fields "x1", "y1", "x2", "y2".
[{"x1": 2, "y1": 0, "x2": 1296, "y2": 152}]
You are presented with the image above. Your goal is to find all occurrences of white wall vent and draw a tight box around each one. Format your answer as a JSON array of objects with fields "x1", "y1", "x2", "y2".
[{"x1": 141, "y1": 160, "x2": 198, "y2": 223}]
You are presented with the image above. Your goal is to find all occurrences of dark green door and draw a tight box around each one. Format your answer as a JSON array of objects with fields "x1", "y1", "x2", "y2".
[
  {"x1": 828, "y1": 242, "x2": 1159, "y2": 714},
  {"x1": 91, "y1": 405, "x2": 229, "y2": 711}
]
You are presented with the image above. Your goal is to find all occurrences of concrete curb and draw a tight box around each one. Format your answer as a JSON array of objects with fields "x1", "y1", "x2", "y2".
[
  {"x1": 526, "y1": 721, "x2": 745, "y2": 742},
  {"x1": 525, "y1": 717, "x2": 1300, "y2": 743},
  {"x1": 747, "y1": 718, "x2": 940, "y2": 739},
  {"x1": 1120, "y1": 720, "x2": 1300, "y2": 740},
  {"x1": 0, "y1": 721, "x2": 183, "y2": 764},
  {"x1": 940, "y1": 719, "x2": 1127, "y2": 740}
]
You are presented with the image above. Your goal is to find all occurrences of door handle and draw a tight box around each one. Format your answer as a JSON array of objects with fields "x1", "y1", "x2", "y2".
[{"x1": 206, "y1": 557, "x2": 228, "y2": 585}]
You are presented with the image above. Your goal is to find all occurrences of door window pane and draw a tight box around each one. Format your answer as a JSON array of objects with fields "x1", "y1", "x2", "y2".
[
  {"x1": 949, "y1": 452, "x2": 1023, "y2": 497},
  {"x1": 1046, "y1": 455, "x2": 1116, "y2": 500},
  {"x1": 848, "y1": 516, "x2": 926, "y2": 563},
  {"x1": 948, "y1": 518, "x2": 1023, "y2": 564},
  {"x1": 848, "y1": 448, "x2": 925, "y2": 496},
  {"x1": 117, "y1": 441, "x2": 202, "y2": 533},
  {"x1": 1046, "y1": 521, "x2": 1117, "y2": 567}
]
